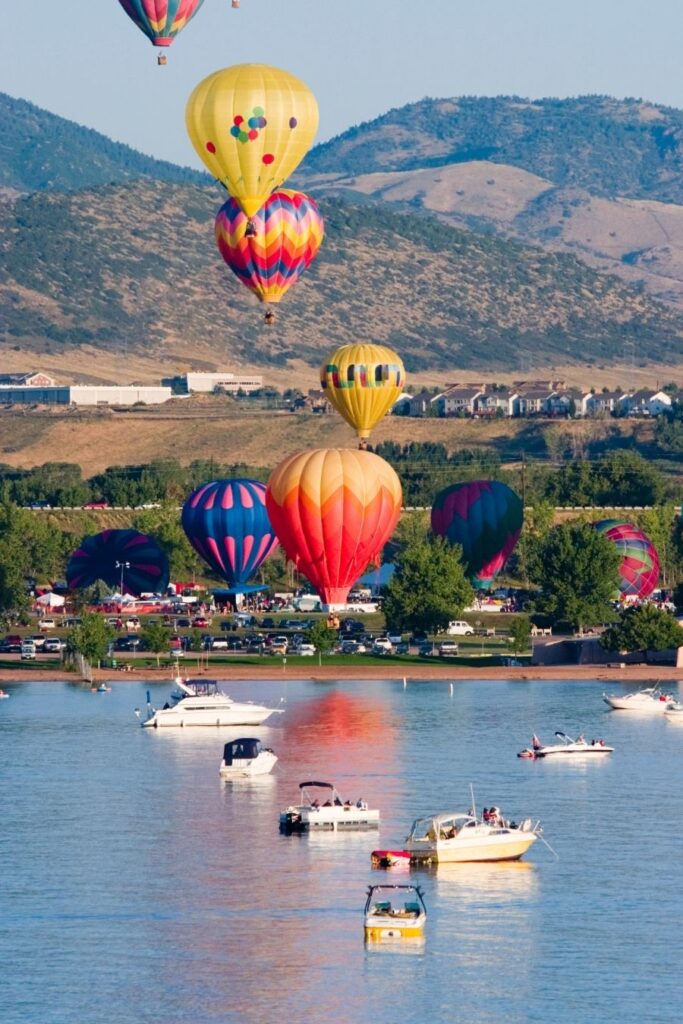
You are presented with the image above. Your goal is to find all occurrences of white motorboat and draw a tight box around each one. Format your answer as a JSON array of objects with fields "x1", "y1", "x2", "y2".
[
  {"x1": 141, "y1": 680, "x2": 283, "y2": 728},
  {"x1": 665, "y1": 701, "x2": 683, "y2": 722},
  {"x1": 518, "y1": 731, "x2": 614, "y2": 759},
  {"x1": 364, "y1": 885, "x2": 426, "y2": 943},
  {"x1": 279, "y1": 781, "x2": 380, "y2": 832},
  {"x1": 219, "y1": 737, "x2": 277, "y2": 778},
  {"x1": 602, "y1": 686, "x2": 677, "y2": 713},
  {"x1": 404, "y1": 809, "x2": 540, "y2": 863}
]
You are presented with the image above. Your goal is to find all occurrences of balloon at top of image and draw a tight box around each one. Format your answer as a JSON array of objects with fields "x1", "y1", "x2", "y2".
[
  {"x1": 431, "y1": 480, "x2": 523, "y2": 590},
  {"x1": 186, "y1": 64, "x2": 319, "y2": 219},
  {"x1": 214, "y1": 189, "x2": 324, "y2": 309},
  {"x1": 66, "y1": 529, "x2": 170, "y2": 596},
  {"x1": 320, "y1": 343, "x2": 406, "y2": 440},
  {"x1": 592, "y1": 519, "x2": 660, "y2": 598},
  {"x1": 266, "y1": 449, "x2": 402, "y2": 607},
  {"x1": 117, "y1": 0, "x2": 206, "y2": 50},
  {"x1": 181, "y1": 479, "x2": 278, "y2": 594}
]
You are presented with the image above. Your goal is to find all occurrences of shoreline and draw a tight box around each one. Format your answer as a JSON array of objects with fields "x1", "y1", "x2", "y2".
[{"x1": 1, "y1": 664, "x2": 680, "y2": 684}]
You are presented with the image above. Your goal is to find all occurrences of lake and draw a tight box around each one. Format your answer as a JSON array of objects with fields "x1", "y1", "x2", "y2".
[{"x1": 1, "y1": 676, "x2": 681, "y2": 1024}]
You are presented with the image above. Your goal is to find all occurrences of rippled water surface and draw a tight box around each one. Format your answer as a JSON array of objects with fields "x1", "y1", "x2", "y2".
[{"x1": 1, "y1": 677, "x2": 682, "y2": 1024}]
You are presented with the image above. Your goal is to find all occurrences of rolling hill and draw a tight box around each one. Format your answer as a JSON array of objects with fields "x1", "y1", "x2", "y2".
[
  {"x1": 0, "y1": 92, "x2": 204, "y2": 192},
  {"x1": 1, "y1": 181, "x2": 681, "y2": 372}
]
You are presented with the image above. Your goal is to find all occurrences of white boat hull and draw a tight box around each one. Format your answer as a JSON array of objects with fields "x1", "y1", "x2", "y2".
[
  {"x1": 219, "y1": 751, "x2": 278, "y2": 777},
  {"x1": 535, "y1": 743, "x2": 613, "y2": 756},
  {"x1": 603, "y1": 694, "x2": 673, "y2": 713},
  {"x1": 406, "y1": 831, "x2": 537, "y2": 863},
  {"x1": 280, "y1": 806, "x2": 380, "y2": 832}
]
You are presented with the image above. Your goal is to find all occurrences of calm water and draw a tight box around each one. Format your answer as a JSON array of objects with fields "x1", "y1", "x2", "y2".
[{"x1": 1, "y1": 676, "x2": 682, "y2": 1024}]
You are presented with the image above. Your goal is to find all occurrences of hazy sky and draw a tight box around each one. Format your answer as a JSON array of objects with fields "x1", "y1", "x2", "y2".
[{"x1": 2, "y1": 1, "x2": 683, "y2": 169}]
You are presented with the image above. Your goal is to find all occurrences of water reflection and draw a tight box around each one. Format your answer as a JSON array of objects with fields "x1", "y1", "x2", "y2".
[{"x1": 425, "y1": 859, "x2": 538, "y2": 902}]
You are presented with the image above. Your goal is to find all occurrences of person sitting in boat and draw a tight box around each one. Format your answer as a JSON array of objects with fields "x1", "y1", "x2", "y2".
[
  {"x1": 532, "y1": 734, "x2": 542, "y2": 751},
  {"x1": 576, "y1": 734, "x2": 586, "y2": 744},
  {"x1": 334, "y1": 795, "x2": 343, "y2": 806},
  {"x1": 356, "y1": 798, "x2": 368, "y2": 809},
  {"x1": 489, "y1": 806, "x2": 503, "y2": 827},
  {"x1": 482, "y1": 807, "x2": 490, "y2": 823}
]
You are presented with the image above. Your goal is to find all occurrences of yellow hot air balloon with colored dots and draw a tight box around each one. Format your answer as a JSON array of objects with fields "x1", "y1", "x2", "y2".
[
  {"x1": 320, "y1": 343, "x2": 406, "y2": 443},
  {"x1": 186, "y1": 64, "x2": 319, "y2": 220}
]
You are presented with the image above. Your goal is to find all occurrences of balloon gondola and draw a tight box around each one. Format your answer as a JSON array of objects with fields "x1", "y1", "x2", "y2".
[{"x1": 66, "y1": 530, "x2": 170, "y2": 596}]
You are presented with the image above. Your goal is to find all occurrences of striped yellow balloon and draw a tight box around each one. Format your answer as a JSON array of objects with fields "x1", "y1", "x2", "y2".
[
  {"x1": 186, "y1": 64, "x2": 319, "y2": 219},
  {"x1": 320, "y1": 343, "x2": 406, "y2": 440}
]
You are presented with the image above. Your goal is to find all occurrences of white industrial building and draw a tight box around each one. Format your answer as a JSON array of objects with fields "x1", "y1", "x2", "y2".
[
  {"x1": 184, "y1": 371, "x2": 263, "y2": 394},
  {"x1": 0, "y1": 385, "x2": 174, "y2": 406}
]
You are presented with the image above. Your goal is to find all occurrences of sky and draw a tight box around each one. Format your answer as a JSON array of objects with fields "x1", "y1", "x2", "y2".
[{"x1": 2, "y1": 0, "x2": 683, "y2": 170}]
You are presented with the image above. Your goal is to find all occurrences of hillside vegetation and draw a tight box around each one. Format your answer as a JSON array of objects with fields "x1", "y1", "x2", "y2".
[
  {"x1": 305, "y1": 96, "x2": 683, "y2": 203},
  {"x1": 0, "y1": 92, "x2": 204, "y2": 192},
  {"x1": 1, "y1": 182, "x2": 681, "y2": 372}
]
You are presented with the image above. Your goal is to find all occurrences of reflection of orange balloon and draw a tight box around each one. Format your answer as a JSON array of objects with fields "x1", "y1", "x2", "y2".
[{"x1": 266, "y1": 449, "x2": 402, "y2": 606}]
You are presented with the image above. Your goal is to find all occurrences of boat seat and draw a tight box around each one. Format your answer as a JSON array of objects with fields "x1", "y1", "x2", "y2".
[
  {"x1": 374, "y1": 901, "x2": 392, "y2": 913},
  {"x1": 404, "y1": 903, "x2": 420, "y2": 914}
]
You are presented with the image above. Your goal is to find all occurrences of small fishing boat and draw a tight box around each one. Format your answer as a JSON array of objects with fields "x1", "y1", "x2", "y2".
[
  {"x1": 219, "y1": 737, "x2": 277, "y2": 778},
  {"x1": 518, "y1": 732, "x2": 614, "y2": 759},
  {"x1": 364, "y1": 885, "x2": 426, "y2": 942},
  {"x1": 96, "y1": 684, "x2": 109, "y2": 693},
  {"x1": 404, "y1": 808, "x2": 541, "y2": 863},
  {"x1": 0, "y1": 689, "x2": 9, "y2": 699},
  {"x1": 603, "y1": 686, "x2": 676, "y2": 713},
  {"x1": 279, "y1": 781, "x2": 379, "y2": 833}
]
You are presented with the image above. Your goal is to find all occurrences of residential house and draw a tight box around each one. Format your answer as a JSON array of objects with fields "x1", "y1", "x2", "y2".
[
  {"x1": 583, "y1": 391, "x2": 623, "y2": 417},
  {"x1": 619, "y1": 389, "x2": 673, "y2": 417},
  {"x1": 407, "y1": 390, "x2": 436, "y2": 417},
  {"x1": 548, "y1": 388, "x2": 583, "y2": 417},
  {"x1": 434, "y1": 386, "x2": 484, "y2": 417},
  {"x1": 515, "y1": 388, "x2": 556, "y2": 417},
  {"x1": 0, "y1": 371, "x2": 56, "y2": 387},
  {"x1": 474, "y1": 390, "x2": 519, "y2": 417}
]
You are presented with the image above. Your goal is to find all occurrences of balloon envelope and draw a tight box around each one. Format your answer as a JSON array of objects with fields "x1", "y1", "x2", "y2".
[
  {"x1": 182, "y1": 479, "x2": 277, "y2": 593},
  {"x1": 186, "y1": 64, "x2": 319, "y2": 218},
  {"x1": 266, "y1": 449, "x2": 402, "y2": 606},
  {"x1": 431, "y1": 480, "x2": 523, "y2": 589},
  {"x1": 592, "y1": 519, "x2": 660, "y2": 598},
  {"x1": 66, "y1": 529, "x2": 170, "y2": 595},
  {"x1": 320, "y1": 343, "x2": 405, "y2": 440},
  {"x1": 215, "y1": 189, "x2": 323, "y2": 305},
  {"x1": 117, "y1": 0, "x2": 205, "y2": 47}
]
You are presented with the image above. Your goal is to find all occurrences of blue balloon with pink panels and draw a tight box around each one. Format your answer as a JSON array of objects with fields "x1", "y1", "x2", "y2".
[{"x1": 181, "y1": 479, "x2": 278, "y2": 594}]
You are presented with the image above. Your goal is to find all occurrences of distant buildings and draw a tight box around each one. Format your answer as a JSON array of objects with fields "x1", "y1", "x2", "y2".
[
  {"x1": 182, "y1": 372, "x2": 263, "y2": 394},
  {"x1": 394, "y1": 380, "x2": 679, "y2": 420},
  {"x1": 0, "y1": 383, "x2": 174, "y2": 406}
]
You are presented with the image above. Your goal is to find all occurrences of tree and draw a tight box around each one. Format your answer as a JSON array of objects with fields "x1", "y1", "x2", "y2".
[
  {"x1": 71, "y1": 612, "x2": 115, "y2": 666},
  {"x1": 140, "y1": 620, "x2": 172, "y2": 666},
  {"x1": 527, "y1": 522, "x2": 621, "y2": 632},
  {"x1": 600, "y1": 604, "x2": 683, "y2": 654},
  {"x1": 133, "y1": 502, "x2": 198, "y2": 580},
  {"x1": 306, "y1": 621, "x2": 338, "y2": 665},
  {"x1": 508, "y1": 616, "x2": 531, "y2": 655},
  {"x1": 383, "y1": 536, "x2": 474, "y2": 634}
]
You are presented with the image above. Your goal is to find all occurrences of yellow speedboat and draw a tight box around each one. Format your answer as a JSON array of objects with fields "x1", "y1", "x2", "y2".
[{"x1": 364, "y1": 885, "x2": 427, "y2": 942}]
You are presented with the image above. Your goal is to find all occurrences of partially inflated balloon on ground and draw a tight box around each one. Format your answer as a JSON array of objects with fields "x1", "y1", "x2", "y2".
[
  {"x1": 66, "y1": 529, "x2": 170, "y2": 595},
  {"x1": 215, "y1": 190, "x2": 323, "y2": 306},
  {"x1": 186, "y1": 64, "x2": 319, "y2": 219},
  {"x1": 117, "y1": 0, "x2": 206, "y2": 49},
  {"x1": 431, "y1": 480, "x2": 523, "y2": 590},
  {"x1": 266, "y1": 449, "x2": 402, "y2": 606},
  {"x1": 182, "y1": 479, "x2": 277, "y2": 593},
  {"x1": 320, "y1": 343, "x2": 405, "y2": 441},
  {"x1": 592, "y1": 519, "x2": 660, "y2": 598}
]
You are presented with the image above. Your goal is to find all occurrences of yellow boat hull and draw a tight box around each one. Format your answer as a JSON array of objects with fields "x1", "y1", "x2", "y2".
[
  {"x1": 409, "y1": 835, "x2": 537, "y2": 864},
  {"x1": 365, "y1": 924, "x2": 425, "y2": 941}
]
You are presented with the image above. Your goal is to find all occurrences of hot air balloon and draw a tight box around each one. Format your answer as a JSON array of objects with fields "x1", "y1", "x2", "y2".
[
  {"x1": 592, "y1": 519, "x2": 660, "y2": 598},
  {"x1": 215, "y1": 189, "x2": 324, "y2": 321},
  {"x1": 182, "y1": 479, "x2": 277, "y2": 593},
  {"x1": 66, "y1": 529, "x2": 170, "y2": 595},
  {"x1": 266, "y1": 449, "x2": 402, "y2": 607},
  {"x1": 186, "y1": 64, "x2": 319, "y2": 219},
  {"x1": 431, "y1": 480, "x2": 523, "y2": 590},
  {"x1": 117, "y1": 0, "x2": 206, "y2": 64},
  {"x1": 320, "y1": 343, "x2": 405, "y2": 443}
]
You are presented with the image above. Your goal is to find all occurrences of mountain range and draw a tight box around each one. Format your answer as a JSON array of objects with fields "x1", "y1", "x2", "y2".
[{"x1": 1, "y1": 91, "x2": 683, "y2": 373}]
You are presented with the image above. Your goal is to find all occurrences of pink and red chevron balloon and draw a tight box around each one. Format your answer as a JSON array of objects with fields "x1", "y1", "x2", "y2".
[
  {"x1": 181, "y1": 479, "x2": 278, "y2": 594},
  {"x1": 117, "y1": 0, "x2": 206, "y2": 48},
  {"x1": 214, "y1": 189, "x2": 324, "y2": 306}
]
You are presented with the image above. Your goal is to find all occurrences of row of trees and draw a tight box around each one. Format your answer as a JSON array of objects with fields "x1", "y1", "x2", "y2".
[{"x1": 0, "y1": 445, "x2": 679, "y2": 510}]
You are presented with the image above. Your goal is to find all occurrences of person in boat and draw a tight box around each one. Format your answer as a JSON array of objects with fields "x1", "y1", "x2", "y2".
[
  {"x1": 482, "y1": 807, "x2": 490, "y2": 823},
  {"x1": 356, "y1": 797, "x2": 368, "y2": 809},
  {"x1": 489, "y1": 806, "x2": 503, "y2": 827},
  {"x1": 334, "y1": 795, "x2": 343, "y2": 806},
  {"x1": 577, "y1": 734, "x2": 586, "y2": 744},
  {"x1": 532, "y1": 734, "x2": 542, "y2": 751}
]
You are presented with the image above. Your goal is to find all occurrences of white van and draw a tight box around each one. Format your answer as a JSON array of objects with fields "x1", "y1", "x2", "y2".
[
  {"x1": 446, "y1": 621, "x2": 474, "y2": 636},
  {"x1": 20, "y1": 641, "x2": 37, "y2": 660}
]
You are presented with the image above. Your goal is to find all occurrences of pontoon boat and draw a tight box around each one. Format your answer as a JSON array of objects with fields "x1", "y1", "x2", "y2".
[
  {"x1": 404, "y1": 810, "x2": 540, "y2": 863},
  {"x1": 219, "y1": 737, "x2": 277, "y2": 777},
  {"x1": 279, "y1": 781, "x2": 379, "y2": 832},
  {"x1": 364, "y1": 885, "x2": 426, "y2": 942},
  {"x1": 142, "y1": 679, "x2": 283, "y2": 728}
]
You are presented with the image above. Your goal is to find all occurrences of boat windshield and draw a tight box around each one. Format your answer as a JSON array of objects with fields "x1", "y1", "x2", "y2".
[
  {"x1": 408, "y1": 814, "x2": 473, "y2": 840},
  {"x1": 223, "y1": 738, "x2": 261, "y2": 764}
]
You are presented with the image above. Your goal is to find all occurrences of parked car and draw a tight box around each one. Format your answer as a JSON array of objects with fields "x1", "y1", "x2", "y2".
[
  {"x1": 410, "y1": 630, "x2": 429, "y2": 645},
  {"x1": 297, "y1": 643, "x2": 316, "y2": 656},
  {"x1": 226, "y1": 637, "x2": 244, "y2": 651},
  {"x1": 246, "y1": 641, "x2": 266, "y2": 654},
  {"x1": 372, "y1": 636, "x2": 393, "y2": 652},
  {"x1": 193, "y1": 616, "x2": 210, "y2": 628},
  {"x1": 29, "y1": 634, "x2": 46, "y2": 649},
  {"x1": 176, "y1": 617, "x2": 191, "y2": 629},
  {"x1": 387, "y1": 632, "x2": 404, "y2": 645},
  {"x1": 418, "y1": 642, "x2": 436, "y2": 657},
  {"x1": 219, "y1": 620, "x2": 237, "y2": 632},
  {"x1": 446, "y1": 621, "x2": 474, "y2": 636},
  {"x1": 260, "y1": 617, "x2": 277, "y2": 630},
  {"x1": 209, "y1": 637, "x2": 229, "y2": 651},
  {"x1": 125, "y1": 617, "x2": 140, "y2": 631},
  {"x1": 438, "y1": 641, "x2": 460, "y2": 657},
  {"x1": 82, "y1": 502, "x2": 110, "y2": 509},
  {"x1": 38, "y1": 618, "x2": 57, "y2": 631},
  {"x1": 340, "y1": 619, "x2": 365, "y2": 635},
  {"x1": 395, "y1": 641, "x2": 410, "y2": 655},
  {"x1": 20, "y1": 641, "x2": 36, "y2": 660},
  {"x1": 43, "y1": 637, "x2": 65, "y2": 653}
]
